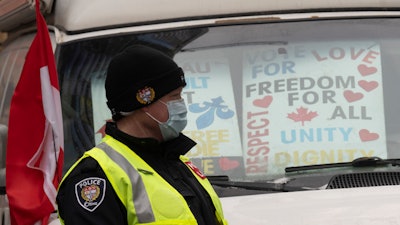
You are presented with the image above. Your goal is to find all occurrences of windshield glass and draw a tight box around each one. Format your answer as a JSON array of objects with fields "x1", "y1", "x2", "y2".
[{"x1": 57, "y1": 18, "x2": 400, "y2": 181}]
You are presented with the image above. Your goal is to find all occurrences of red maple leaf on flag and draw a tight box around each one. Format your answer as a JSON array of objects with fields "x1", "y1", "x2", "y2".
[{"x1": 287, "y1": 107, "x2": 318, "y2": 126}]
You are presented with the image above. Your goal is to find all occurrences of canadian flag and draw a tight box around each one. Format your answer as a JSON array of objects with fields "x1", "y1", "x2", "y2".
[{"x1": 6, "y1": 0, "x2": 64, "y2": 224}]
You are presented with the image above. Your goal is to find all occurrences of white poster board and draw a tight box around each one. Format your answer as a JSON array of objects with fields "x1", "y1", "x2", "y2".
[
  {"x1": 242, "y1": 41, "x2": 386, "y2": 176},
  {"x1": 176, "y1": 50, "x2": 244, "y2": 178}
]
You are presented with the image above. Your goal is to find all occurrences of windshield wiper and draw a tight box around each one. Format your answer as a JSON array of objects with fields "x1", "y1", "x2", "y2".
[
  {"x1": 285, "y1": 156, "x2": 400, "y2": 173},
  {"x1": 207, "y1": 175, "x2": 312, "y2": 192}
]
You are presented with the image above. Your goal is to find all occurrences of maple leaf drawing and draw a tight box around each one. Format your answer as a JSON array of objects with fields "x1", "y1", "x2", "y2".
[{"x1": 287, "y1": 107, "x2": 318, "y2": 126}]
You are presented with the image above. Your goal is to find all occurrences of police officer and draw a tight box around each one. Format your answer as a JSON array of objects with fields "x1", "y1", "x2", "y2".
[{"x1": 56, "y1": 45, "x2": 228, "y2": 225}]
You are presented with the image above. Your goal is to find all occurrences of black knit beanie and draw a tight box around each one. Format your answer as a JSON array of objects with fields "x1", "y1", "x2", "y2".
[{"x1": 105, "y1": 45, "x2": 186, "y2": 120}]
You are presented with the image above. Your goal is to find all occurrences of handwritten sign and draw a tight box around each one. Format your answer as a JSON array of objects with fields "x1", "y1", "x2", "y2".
[
  {"x1": 176, "y1": 50, "x2": 244, "y2": 178},
  {"x1": 242, "y1": 42, "x2": 386, "y2": 176}
]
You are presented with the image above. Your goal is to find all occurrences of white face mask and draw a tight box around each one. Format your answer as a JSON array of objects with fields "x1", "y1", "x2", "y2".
[{"x1": 145, "y1": 99, "x2": 188, "y2": 141}]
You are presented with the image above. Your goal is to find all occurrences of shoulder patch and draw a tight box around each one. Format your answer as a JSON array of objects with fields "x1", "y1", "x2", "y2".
[{"x1": 75, "y1": 177, "x2": 106, "y2": 212}]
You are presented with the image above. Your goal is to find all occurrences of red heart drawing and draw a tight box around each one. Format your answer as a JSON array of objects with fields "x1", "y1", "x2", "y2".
[
  {"x1": 253, "y1": 96, "x2": 273, "y2": 108},
  {"x1": 343, "y1": 90, "x2": 364, "y2": 102},
  {"x1": 219, "y1": 157, "x2": 240, "y2": 171},
  {"x1": 358, "y1": 64, "x2": 377, "y2": 76},
  {"x1": 359, "y1": 129, "x2": 379, "y2": 142},
  {"x1": 358, "y1": 80, "x2": 378, "y2": 92}
]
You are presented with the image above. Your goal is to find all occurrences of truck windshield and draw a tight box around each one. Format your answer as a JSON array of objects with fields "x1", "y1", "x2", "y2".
[{"x1": 57, "y1": 18, "x2": 400, "y2": 181}]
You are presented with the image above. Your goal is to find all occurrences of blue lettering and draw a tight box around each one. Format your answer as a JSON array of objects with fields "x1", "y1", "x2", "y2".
[
  {"x1": 281, "y1": 127, "x2": 353, "y2": 144},
  {"x1": 185, "y1": 77, "x2": 210, "y2": 89},
  {"x1": 251, "y1": 61, "x2": 296, "y2": 79}
]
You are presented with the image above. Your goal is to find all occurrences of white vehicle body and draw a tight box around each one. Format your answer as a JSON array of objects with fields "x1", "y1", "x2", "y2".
[
  {"x1": 222, "y1": 186, "x2": 400, "y2": 225},
  {"x1": 1, "y1": 0, "x2": 400, "y2": 225}
]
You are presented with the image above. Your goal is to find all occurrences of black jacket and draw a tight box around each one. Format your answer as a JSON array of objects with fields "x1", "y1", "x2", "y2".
[{"x1": 57, "y1": 122, "x2": 218, "y2": 225}]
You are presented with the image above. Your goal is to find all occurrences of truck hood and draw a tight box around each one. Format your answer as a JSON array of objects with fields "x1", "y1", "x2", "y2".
[{"x1": 220, "y1": 185, "x2": 400, "y2": 225}]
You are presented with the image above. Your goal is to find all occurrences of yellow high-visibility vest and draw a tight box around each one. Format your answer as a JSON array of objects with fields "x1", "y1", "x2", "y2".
[{"x1": 59, "y1": 135, "x2": 228, "y2": 225}]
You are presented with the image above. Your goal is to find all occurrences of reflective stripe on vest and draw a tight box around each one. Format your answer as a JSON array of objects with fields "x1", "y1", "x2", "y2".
[{"x1": 96, "y1": 142, "x2": 155, "y2": 223}]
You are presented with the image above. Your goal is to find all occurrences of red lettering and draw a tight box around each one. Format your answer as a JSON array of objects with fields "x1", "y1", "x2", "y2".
[
  {"x1": 350, "y1": 47, "x2": 365, "y2": 60},
  {"x1": 245, "y1": 109, "x2": 271, "y2": 174},
  {"x1": 312, "y1": 50, "x2": 327, "y2": 62},
  {"x1": 247, "y1": 146, "x2": 270, "y2": 156},
  {"x1": 247, "y1": 129, "x2": 269, "y2": 139},
  {"x1": 362, "y1": 50, "x2": 380, "y2": 64},
  {"x1": 247, "y1": 118, "x2": 269, "y2": 129}
]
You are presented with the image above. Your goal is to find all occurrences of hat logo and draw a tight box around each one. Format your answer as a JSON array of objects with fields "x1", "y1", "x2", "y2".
[{"x1": 136, "y1": 86, "x2": 155, "y2": 104}]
